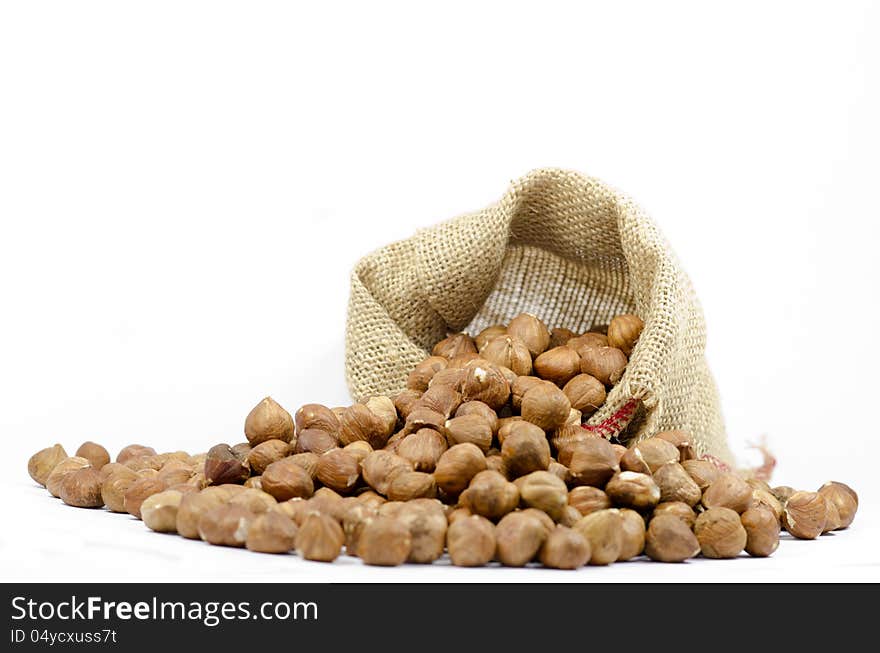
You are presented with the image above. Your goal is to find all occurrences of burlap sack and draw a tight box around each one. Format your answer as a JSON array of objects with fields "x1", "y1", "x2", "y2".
[{"x1": 345, "y1": 168, "x2": 734, "y2": 465}]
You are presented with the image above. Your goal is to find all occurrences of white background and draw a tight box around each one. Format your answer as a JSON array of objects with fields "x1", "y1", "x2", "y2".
[{"x1": 1, "y1": 1, "x2": 877, "y2": 582}]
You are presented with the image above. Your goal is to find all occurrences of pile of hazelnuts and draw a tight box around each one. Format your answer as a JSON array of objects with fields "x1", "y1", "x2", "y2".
[{"x1": 27, "y1": 313, "x2": 859, "y2": 568}]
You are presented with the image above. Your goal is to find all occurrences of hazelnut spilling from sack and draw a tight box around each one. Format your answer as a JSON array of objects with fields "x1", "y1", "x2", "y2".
[{"x1": 346, "y1": 168, "x2": 733, "y2": 465}]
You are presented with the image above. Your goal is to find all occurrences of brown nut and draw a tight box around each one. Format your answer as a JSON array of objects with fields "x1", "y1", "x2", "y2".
[
  {"x1": 511, "y1": 375, "x2": 545, "y2": 411},
  {"x1": 397, "y1": 503, "x2": 447, "y2": 563},
  {"x1": 682, "y1": 459, "x2": 722, "y2": 491},
  {"x1": 74, "y1": 442, "x2": 110, "y2": 470},
  {"x1": 654, "y1": 462, "x2": 702, "y2": 506},
  {"x1": 499, "y1": 418, "x2": 540, "y2": 447},
  {"x1": 741, "y1": 505, "x2": 780, "y2": 557},
  {"x1": 573, "y1": 508, "x2": 623, "y2": 565},
  {"x1": 447, "y1": 515, "x2": 496, "y2": 567},
  {"x1": 568, "y1": 486, "x2": 612, "y2": 516},
  {"x1": 694, "y1": 507, "x2": 747, "y2": 559},
  {"x1": 392, "y1": 390, "x2": 422, "y2": 420},
  {"x1": 124, "y1": 477, "x2": 168, "y2": 518},
  {"x1": 455, "y1": 401, "x2": 499, "y2": 434},
  {"x1": 246, "y1": 511, "x2": 298, "y2": 553},
  {"x1": 176, "y1": 491, "x2": 228, "y2": 539},
  {"x1": 361, "y1": 450, "x2": 413, "y2": 495},
  {"x1": 522, "y1": 507, "x2": 555, "y2": 535},
  {"x1": 261, "y1": 458, "x2": 315, "y2": 501},
  {"x1": 702, "y1": 473, "x2": 753, "y2": 514},
  {"x1": 228, "y1": 488, "x2": 278, "y2": 514},
  {"x1": 547, "y1": 460, "x2": 571, "y2": 485},
  {"x1": 618, "y1": 509, "x2": 647, "y2": 561},
  {"x1": 428, "y1": 367, "x2": 466, "y2": 392},
  {"x1": 363, "y1": 396, "x2": 398, "y2": 438},
  {"x1": 198, "y1": 504, "x2": 255, "y2": 547},
  {"x1": 645, "y1": 514, "x2": 700, "y2": 563},
  {"x1": 444, "y1": 414, "x2": 493, "y2": 452},
  {"x1": 605, "y1": 471, "x2": 661, "y2": 509},
  {"x1": 101, "y1": 468, "x2": 139, "y2": 512},
  {"x1": 461, "y1": 470, "x2": 520, "y2": 520},
  {"x1": 475, "y1": 325, "x2": 508, "y2": 351},
  {"x1": 817, "y1": 481, "x2": 858, "y2": 530},
  {"x1": 562, "y1": 374, "x2": 606, "y2": 415},
  {"x1": 548, "y1": 327, "x2": 578, "y2": 350},
  {"x1": 519, "y1": 471, "x2": 568, "y2": 520},
  {"x1": 751, "y1": 488, "x2": 784, "y2": 522},
  {"x1": 460, "y1": 363, "x2": 510, "y2": 410},
  {"x1": 495, "y1": 511, "x2": 547, "y2": 566},
  {"x1": 501, "y1": 427, "x2": 551, "y2": 478},
  {"x1": 342, "y1": 441, "x2": 373, "y2": 465},
  {"x1": 567, "y1": 332, "x2": 609, "y2": 350},
  {"x1": 387, "y1": 471, "x2": 437, "y2": 501},
  {"x1": 141, "y1": 490, "x2": 184, "y2": 532},
  {"x1": 358, "y1": 516, "x2": 412, "y2": 566},
  {"x1": 407, "y1": 356, "x2": 449, "y2": 392},
  {"x1": 627, "y1": 438, "x2": 680, "y2": 473},
  {"x1": 116, "y1": 444, "x2": 157, "y2": 464},
  {"x1": 432, "y1": 332, "x2": 478, "y2": 359},
  {"x1": 293, "y1": 429, "x2": 338, "y2": 456},
  {"x1": 339, "y1": 403, "x2": 392, "y2": 449},
  {"x1": 294, "y1": 403, "x2": 341, "y2": 439},
  {"x1": 653, "y1": 501, "x2": 697, "y2": 528},
  {"x1": 578, "y1": 346, "x2": 628, "y2": 387},
  {"x1": 46, "y1": 456, "x2": 91, "y2": 498},
  {"x1": 507, "y1": 313, "x2": 551, "y2": 358},
  {"x1": 414, "y1": 384, "x2": 463, "y2": 419},
  {"x1": 434, "y1": 443, "x2": 487, "y2": 496},
  {"x1": 59, "y1": 467, "x2": 105, "y2": 508},
  {"x1": 533, "y1": 346, "x2": 581, "y2": 387},
  {"x1": 288, "y1": 452, "x2": 320, "y2": 480},
  {"x1": 481, "y1": 335, "x2": 533, "y2": 376},
  {"x1": 295, "y1": 512, "x2": 344, "y2": 562},
  {"x1": 244, "y1": 396, "x2": 295, "y2": 445},
  {"x1": 521, "y1": 382, "x2": 572, "y2": 431},
  {"x1": 397, "y1": 428, "x2": 447, "y2": 472},
  {"x1": 654, "y1": 430, "x2": 696, "y2": 462},
  {"x1": 246, "y1": 439, "x2": 290, "y2": 475},
  {"x1": 204, "y1": 444, "x2": 250, "y2": 486},
  {"x1": 567, "y1": 438, "x2": 620, "y2": 487},
  {"x1": 782, "y1": 491, "x2": 827, "y2": 540},
  {"x1": 316, "y1": 449, "x2": 361, "y2": 494},
  {"x1": 27, "y1": 444, "x2": 69, "y2": 486},
  {"x1": 619, "y1": 447, "x2": 651, "y2": 475},
  {"x1": 771, "y1": 485, "x2": 797, "y2": 504},
  {"x1": 403, "y1": 407, "x2": 446, "y2": 436},
  {"x1": 539, "y1": 525, "x2": 591, "y2": 569},
  {"x1": 607, "y1": 314, "x2": 643, "y2": 356}
]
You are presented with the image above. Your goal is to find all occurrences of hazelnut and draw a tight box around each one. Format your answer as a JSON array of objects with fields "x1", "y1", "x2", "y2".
[
  {"x1": 567, "y1": 332, "x2": 609, "y2": 350},
  {"x1": 533, "y1": 346, "x2": 581, "y2": 387},
  {"x1": 447, "y1": 515, "x2": 496, "y2": 567},
  {"x1": 429, "y1": 443, "x2": 487, "y2": 496},
  {"x1": 498, "y1": 418, "x2": 537, "y2": 446},
  {"x1": 455, "y1": 400, "x2": 499, "y2": 434},
  {"x1": 619, "y1": 446, "x2": 651, "y2": 475},
  {"x1": 403, "y1": 407, "x2": 446, "y2": 436},
  {"x1": 481, "y1": 335, "x2": 533, "y2": 376},
  {"x1": 605, "y1": 471, "x2": 661, "y2": 509},
  {"x1": 116, "y1": 444, "x2": 157, "y2": 464},
  {"x1": 294, "y1": 512, "x2": 344, "y2": 561},
  {"x1": 485, "y1": 454, "x2": 507, "y2": 476},
  {"x1": 294, "y1": 429, "x2": 338, "y2": 456},
  {"x1": 176, "y1": 491, "x2": 227, "y2": 539},
  {"x1": 75, "y1": 442, "x2": 110, "y2": 470},
  {"x1": 354, "y1": 489, "x2": 386, "y2": 509},
  {"x1": 507, "y1": 313, "x2": 551, "y2": 358},
  {"x1": 577, "y1": 346, "x2": 627, "y2": 387},
  {"x1": 198, "y1": 504, "x2": 255, "y2": 547},
  {"x1": 261, "y1": 458, "x2": 315, "y2": 501},
  {"x1": 495, "y1": 511, "x2": 547, "y2": 566},
  {"x1": 341, "y1": 503, "x2": 377, "y2": 556},
  {"x1": 244, "y1": 396, "x2": 295, "y2": 445},
  {"x1": 204, "y1": 444, "x2": 250, "y2": 486},
  {"x1": 392, "y1": 390, "x2": 422, "y2": 420},
  {"x1": 241, "y1": 511, "x2": 297, "y2": 554},
  {"x1": 547, "y1": 460, "x2": 571, "y2": 485},
  {"x1": 681, "y1": 459, "x2": 721, "y2": 491},
  {"x1": 511, "y1": 375, "x2": 544, "y2": 410},
  {"x1": 573, "y1": 509, "x2": 623, "y2": 565},
  {"x1": 607, "y1": 314, "x2": 643, "y2": 356},
  {"x1": 501, "y1": 427, "x2": 551, "y2": 478},
  {"x1": 398, "y1": 428, "x2": 447, "y2": 472},
  {"x1": 432, "y1": 332, "x2": 478, "y2": 359},
  {"x1": 27, "y1": 444, "x2": 69, "y2": 486},
  {"x1": 694, "y1": 507, "x2": 747, "y2": 558},
  {"x1": 654, "y1": 462, "x2": 702, "y2": 506},
  {"x1": 343, "y1": 441, "x2": 373, "y2": 465},
  {"x1": 645, "y1": 514, "x2": 700, "y2": 562},
  {"x1": 562, "y1": 374, "x2": 606, "y2": 415},
  {"x1": 294, "y1": 403, "x2": 341, "y2": 439},
  {"x1": 618, "y1": 509, "x2": 647, "y2": 561},
  {"x1": 415, "y1": 384, "x2": 463, "y2": 419},
  {"x1": 741, "y1": 505, "x2": 780, "y2": 557},
  {"x1": 364, "y1": 396, "x2": 398, "y2": 437},
  {"x1": 460, "y1": 363, "x2": 510, "y2": 410},
  {"x1": 245, "y1": 439, "x2": 289, "y2": 475},
  {"x1": 702, "y1": 473, "x2": 753, "y2": 514},
  {"x1": 358, "y1": 516, "x2": 412, "y2": 566},
  {"x1": 518, "y1": 471, "x2": 568, "y2": 520},
  {"x1": 288, "y1": 452, "x2": 321, "y2": 479},
  {"x1": 397, "y1": 503, "x2": 447, "y2": 563},
  {"x1": 124, "y1": 477, "x2": 168, "y2": 518},
  {"x1": 461, "y1": 470, "x2": 520, "y2": 519},
  {"x1": 627, "y1": 438, "x2": 680, "y2": 473},
  {"x1": 548, "y1": 327, "x2": 578, "y2": 349},
  {"x1": 387, "y1": 471, "x2": 437, "y2": 501},
  {"x1": 567, "y1": 438, "x2": 619, "y2": 487},
  {"x1": 446, "y1": 506, "x2": 473, "y2": 525},
  {"x1": 475, "y1": 325, "x2": 508, "y2": 351},
  {"x1": 521, "y1": 382, "x2": 572, "y2": 431},
  {"x1": 141, "y1": 490, "x2": 184, "y2": 532},
  {"x1": 568, "y1": 486, "x2": 612, "y2": 516},
  {"x1": 751, "y1": 488, "x2": 783, "y2": 522},
  {"x1": 522, "y1": 507, "x2": 555, "y2": 534},
  {"x1": 539, "y1": 525, "x2": 591, "y2": 569},
  {"x1": 59, "y1": 467, "x2": 105, "y2": 508},
  {"x1": 429, "y1": 367, "x2": 466, "y2": 391},
  {"x1": 339, "y1": 403, "x2": 392, "y2": 449},
  {"x1": 771, "y1": 485, "x2": 797, "y2": 504},
  {"x1": 782, "y1": 491, "x2": 827, "y2": 540},
  {"x1": 228, "y1": 488, "x2": 278, "y2": 513},
  {"x1": 407, "y1": 356, "x2": 449, "y2": 392},
  {"x1": 552, "y1": 425, "x2": 598, "y2": 461},
  {"x1": 315, "y1": 449, "x2": 361, "y2": 494},
  {"x1": 653, "y1": 430, "x2": 696, "y2": 461},
  {"x1": 361, "y1": 450, "x2": 413, "y2": 495},
  {"x1": 101, "y1": 468, "x2": 139, "y2": 512},
  {"x1": 653, "y1": 501, "x2": 697, "y2": 528},
  {"x1": 444, "y1": 414, "x2": 493, "y2": 452},
  {"x1": 230, "y1": 443, "x2": 253, "y2": 462},
  {"x1": 46, "y1": 456, "x2": 91, "y2": 498},
  {"x1": 447, "y1": 352, "x2": 481, "y2": 368},
  {"x1": 817, "y1": 481, "x2": 858, "y2": 530}
]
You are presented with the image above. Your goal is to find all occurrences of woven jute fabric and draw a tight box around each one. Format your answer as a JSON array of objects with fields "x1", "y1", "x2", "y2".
[{"x1": 345, "y1": 168, "x2": 733, "y2": 464}]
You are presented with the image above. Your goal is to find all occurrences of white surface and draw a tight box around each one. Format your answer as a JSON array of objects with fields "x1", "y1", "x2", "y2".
[{"x1": 1, "y1": 0, "x2": 878, "y2": 583}]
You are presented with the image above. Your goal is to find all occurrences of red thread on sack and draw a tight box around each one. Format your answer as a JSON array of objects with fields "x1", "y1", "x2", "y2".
[{"x1": 582, "y1": 398, "x2": 638, "y2": 438}]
